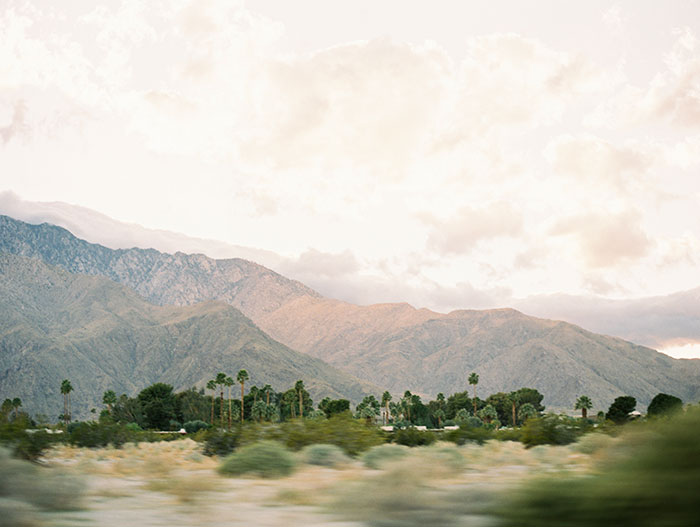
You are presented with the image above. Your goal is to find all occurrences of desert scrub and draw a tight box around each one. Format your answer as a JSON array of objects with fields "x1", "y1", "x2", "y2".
[
  {"x1": 300, "y1": 443, "x2": 350, "y2": 467},
  {"x1": 393, "y1": 427, "x2": 437, "y2": 447},
  {"x1": 0, "y1": 446, "x2": 84, "y2": 526},
  {"x1": 330, "y1": 461, "x2": 465, "y2": 527},
  {"x1": 218, "y1": 440, "x2": 296, "y2": 478},
  {"x1": 361, "y1": 443, "x2": 409, "y2": 469}
]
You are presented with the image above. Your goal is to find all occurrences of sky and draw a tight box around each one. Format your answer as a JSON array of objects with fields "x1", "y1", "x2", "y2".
[{"x1": 2, "y1": 0, "x2": 700, "y2": 357}]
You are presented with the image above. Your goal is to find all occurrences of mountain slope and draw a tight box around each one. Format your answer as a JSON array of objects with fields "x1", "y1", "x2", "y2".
[
  {"x1": 0, "y1": 214, "x2": 319, "y2": 320},
  {"x1": 2, "y1": 214, "x2": 699, "y2": 410},
  {"x1": 0, "y1": 253, "x2": 376, "y2": 419}
]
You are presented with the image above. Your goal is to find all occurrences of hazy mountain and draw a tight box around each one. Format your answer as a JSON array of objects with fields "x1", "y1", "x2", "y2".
[
  {"x1": 2, "y1": 214, "x2": 699, "y2": 410},
  {"x1": 0, "y1": 253, "x2": 376, "y2": 419},
  {"x1": 259, "y1": 297, "x2": 700, "y2": 409}
]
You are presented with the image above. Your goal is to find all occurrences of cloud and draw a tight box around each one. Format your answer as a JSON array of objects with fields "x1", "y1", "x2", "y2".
[
  {"x1": 551, "y1": 210, "x2": 652, "y2": 268},
  {"x1": 422, "y1": 202, "x2": 523, "y2": 256},
  {"x1": 546, "y1": 134, "x2": 653, "y2": 192},
  {"x1": 588, "y1": 28, "x2": 700, "y2": 128}
]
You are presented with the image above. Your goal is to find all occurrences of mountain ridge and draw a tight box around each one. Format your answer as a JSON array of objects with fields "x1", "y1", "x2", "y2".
[{"x1": 1, "y1": 214, "x2": 699, "y2": 410}]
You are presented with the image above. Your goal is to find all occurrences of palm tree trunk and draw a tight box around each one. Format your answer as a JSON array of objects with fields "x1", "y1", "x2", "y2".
[
  {"x1": 227, "y1": 385, "x2": 232, "y2": 430},
  {"x1": 210, "y1": 395, "x2": 214, "y2": 425},
  {"x1": 240, "y1": 382, "x2": 245, "y2": 424},
  {"x1": 220, "y1": 387, "x2": 224, "y2": 429}
]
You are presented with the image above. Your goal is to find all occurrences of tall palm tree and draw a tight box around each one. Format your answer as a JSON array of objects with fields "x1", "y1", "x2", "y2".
[
  {"x1": 206, "y1": 379, "x2": 217, "y2": 425},
  {"x1": 237, "y1": 369, "x2": 249, "y2": 424},
  {"x1": 381, "y1": 391, "x2": 392, "y2": 425},
  {"x1": 60, "y1": 379, "x2": 73, "y2": 426},
  {"x1": 295, "y1": 380, "x2": 305, "y2": 419},
  {"x1": 215, "y1": 372, "x2": 227, "y2": 428},
  {"x1": 224, "y1": 376, "x2": 234, "y2": 429},
  {"x1": 262, "y1": 384, "x2": 272, "y2": 406},
  {"x1": 468, "y1": 372, "x2": 479, "y2": 415},
  {"x1": 575, "y1": 395, "x2": 593, "y2": 419}
]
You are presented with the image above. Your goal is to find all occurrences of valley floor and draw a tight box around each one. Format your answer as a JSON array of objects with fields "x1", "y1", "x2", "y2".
[{"x1": 38, "y1": 438, "x2": 601, "y2": 527}]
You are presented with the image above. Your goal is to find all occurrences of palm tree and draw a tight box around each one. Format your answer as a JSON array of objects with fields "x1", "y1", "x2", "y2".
[
  {"x1": 251, "y1": 400, "x2": 266, "y2": 423},
  {"x1": 262, "y1": 384, "x2": 272, "y2": 406},
  {"x1": 519, "y1": 403, "x2": 537, "y2": 422},
  {"x1": 575, "y1": 395, "x2": 593, "y2": 419},
  {"x1": 11, "y1": 397, "x2": 21, "y2": 418},
  {"x1": 468, "y1": 372, "x2": 479, "y2": 415},
  {"x1": 509, "y1": 392, "x2": 521, "y2": 426},
  {"x1": 60, "y1": 379, "x2": 73, "y2": 426},
  {"x1": 381, "y1": 391, "x2": 392, "y2": 425},
  {"x1": 295, "y1": 380, "x2": 305, "y2": 419},
  {"x1": 206, "y1": 379, "x2": 217, "y2": 425},
  {"x1": 215, "y1": 372, "x2": 227, "y2": 428},
  {"x1": 237, "y1": 369, "x2": 249, "y2": 424},
  {"x1": 224, "y1": 376, "x2": 234, "y2": 429}
]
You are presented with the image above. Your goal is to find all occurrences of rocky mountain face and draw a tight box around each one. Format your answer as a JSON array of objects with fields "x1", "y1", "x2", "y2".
[
  {"x1": 2, "y1": 214, "x2": 699, "y2": 410},
  {"x1": 0, "y1": 215, "x2": 319, "y2": 320},
  {"x1": 0, "y1": 253, "x2": 376, "y2": 419}
]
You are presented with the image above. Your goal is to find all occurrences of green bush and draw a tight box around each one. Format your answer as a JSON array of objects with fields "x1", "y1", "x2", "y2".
[
  {"x1": 203, "y1": 429, "x2": 241, "y2": 457},
  {"x1": 0, "y1": 446, "x2": 84, "y2": 526},
  {"x1": 496, "y1": 407, "x2": 700, "y2": 527},
  {"x1": 443, "y1": 425, "x2": 492, "y2": 445},
  {"x1": 69, "y1": 422, "x2": 133, "y2": 448},
  {"x1": 218, "y1": 441, "x2": 296, "y2": 478},
  {"x1": 239, "y1": 413, "x2": 386, "y2": 456},
  {"x1": 393, "y1": 427, "x2": 437, "y2": 447},
  {"x1": 0, "y1": 419, "x2": 58, "y2": 461},
  {"x1": 183, "y1": 420, "x2": 210, "y2": 434},
  {"x1": 361, "y1": 444, "x2": 409, "y2": 469},
  {"x1": 520, "y1": 414, "x2": 587, "y2": 448},
  {"x1": 300, "y1": 443, "x2": 350, "y2": 467}
]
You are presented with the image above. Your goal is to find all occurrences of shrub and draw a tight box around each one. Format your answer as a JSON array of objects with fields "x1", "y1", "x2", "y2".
[
  {"x1": 361, "y1": 444, "x2": 409, "y2": 469},
  {"x1": 203, "y1": 429, "x2": 240, "y2": 457},
  {"x1": 218, "y1": 441, "x2": 296, "y2": 478},
  {"x1": 647, "y1": 393, "x2": 683, "y2": 418},
  {"x1": 183, "y1": 420, "x2": 209, "y2": 434},
  {"x1": 520, "y1": 414, "x2": 590, "y2": 448},
  {"x1": 300, "y1": 443, "x2": 350, "y2": 467},
  {"x1": 393, "y1": 427, "x2": 437, "y2": 447},
  {"x1": 68, "y1": 422, "x2": 133, "y2": 448},
  {"x1": 443, "y1": 425, "x2": 492, "y2": 445},
  {"x1": 0, "y1": 446, "x2": 85, "y2": 526},
  {"x1": 239, "y1": 413, "x2": 386, "y2": 456},
  {"x1": 496, "y1": 407, "x2": 700, "y2": 527}
]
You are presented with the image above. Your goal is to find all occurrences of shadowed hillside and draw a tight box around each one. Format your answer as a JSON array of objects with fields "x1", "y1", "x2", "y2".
[{"x1": 0, "y1": 253, "x2": 376, "y2": 419}]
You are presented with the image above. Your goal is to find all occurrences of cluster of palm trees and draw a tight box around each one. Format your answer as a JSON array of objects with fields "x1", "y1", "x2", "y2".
[{"x1": 1, "y1": 397, "x2": 22, "y2": 419}]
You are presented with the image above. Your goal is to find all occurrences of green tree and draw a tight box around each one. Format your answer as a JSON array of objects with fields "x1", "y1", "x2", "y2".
[
  {"x1": 262, "y1": 384, "x2": 272, "y2": 406},
  {"x1": 509, "y1": 391, "x2": 521, "y2": 426},
  {"x1": 137, "y1": 383, "x2": 177, "y2": 430},
  {"x1": 479, "y1": 404, "x2": 498, "y2": 424},
  {"x1": 468, "y1": 372, "x2": 479, "y2": 415},
  {"x1": 11, "y1": 397, "x2": 22, "y2": 419},
  {"x1": 102, "y1": 390, "x2": 117, "y2": 414},
  {"x1": 606, "y1": 395, "x2": 636, "y2": 424},
  {"x1": 434, "y1": 408, "x2": 446, "y2": 428},
  {"x1": 519, "y1": 403, "x2": 537, "y2": 422},
  {"x1": 319, "y1": 398, "x2": 350, "y2": 418},
  {"x1": 251, "y1": 400, "x2": 267, "y2": 423},
  {"x1": 224, "y1": 376, "x2": 234, "y2": 429},
  {"x1": 295, "y1": 380, "x2": 305, "y2": 419},
  {"x1": 381, "y1": 391, "x2": 392, "y2": 425},
  {"x1": 237, "y1": 370, "x2": 249, "y2": 424},
  {"x1": 60, "y1": 379, "x2": 73, "y2": 426},
  {"x1": 355, "y1": 395, "x2": 380, "y2": 423},
  {"x1": 215, "y1": 372, "x2": 227, "y2": 428},
  {"x1": 647, "y1": 393, "x2": 683, "y2": 417},
  {"x1": 575, "y1": 395, "x2": 593, "y2": 419}
]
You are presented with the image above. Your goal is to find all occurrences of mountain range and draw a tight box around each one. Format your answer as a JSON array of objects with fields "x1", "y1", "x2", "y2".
[
  {"x1": 1, "y1": 214, "x2": 699, "y2": 413},
  {"x1": 0, "y1": 252, "x2": 376, "y2": 419}
]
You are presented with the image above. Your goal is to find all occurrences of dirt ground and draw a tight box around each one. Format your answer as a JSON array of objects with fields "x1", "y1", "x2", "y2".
[{"x1": 38, "y1": 438, "x2": 605, "y2": 527}]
